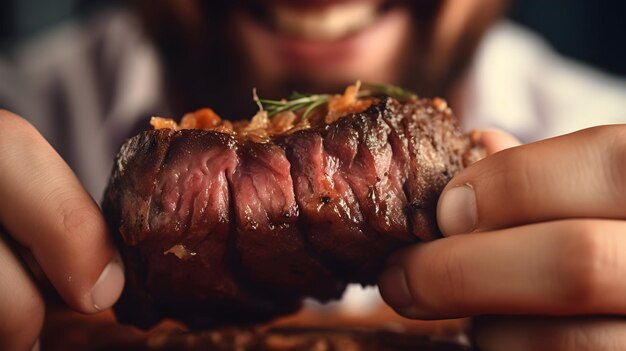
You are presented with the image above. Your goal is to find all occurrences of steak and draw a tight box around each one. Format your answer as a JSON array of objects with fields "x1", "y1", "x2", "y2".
[{"x1": 102, "y1": 96, "x2": 484, "y2": 329}]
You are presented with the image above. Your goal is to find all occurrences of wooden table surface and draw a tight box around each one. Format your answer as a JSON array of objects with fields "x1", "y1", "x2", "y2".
[{"x1": 41, "y1": 302, "x2": 474, "y2": 350}]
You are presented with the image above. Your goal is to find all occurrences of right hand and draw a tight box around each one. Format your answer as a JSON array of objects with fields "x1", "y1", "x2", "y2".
[
  {"x1": 379, "y1": 127, "x2": 626, "y2": 350},
  {"x1": 0, "y1": 110, "x2": 124, "y2": 351}
]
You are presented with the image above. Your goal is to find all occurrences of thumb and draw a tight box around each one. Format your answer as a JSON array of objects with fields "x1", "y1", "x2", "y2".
[{"x1": 435, "y1": 129, "x2": 521, "y2": 236}]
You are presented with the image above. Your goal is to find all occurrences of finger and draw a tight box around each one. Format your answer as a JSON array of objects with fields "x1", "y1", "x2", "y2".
[
  {"x1": 378, "y1": 219, "x2": 626, "y2": 319},
  {"x1": 0, "y1": 231, "x2": 44, "y2": 351},
  {"x1": 437, "y1": 125, "x2": 626, "y2": 236},
  {"x1": 474, "y1": 129, "x2": 522, "y2": 155},
  {"x1": 473, "y1": 316, "x2": 626, "y2": 351},
  {"x1": 0, "y1": 111, "x2": 124, "y2": 313}
]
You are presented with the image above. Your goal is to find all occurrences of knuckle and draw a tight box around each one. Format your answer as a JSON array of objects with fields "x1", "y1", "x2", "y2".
[
  {"x1": 607, "y1": 127, "x2": 626, "y2": 199},
  {"x1": 416, "y1": 246, "x2": 467, "y2": 313},
  {"x1": 557, "y1": 222, "x2": 610, "y2": 307},
  {"x1": 487, "y1": 149, "x2": 534, "y2": 200},
  {"x1": 57, "y1": 196, "x2": 104, "y2": 240},
  {"x1": 438, "y1": 251, "x2": 468, "y2": 309},
  {"x1": 506, "y1": 166, "x2": 534, "y2": 203}
]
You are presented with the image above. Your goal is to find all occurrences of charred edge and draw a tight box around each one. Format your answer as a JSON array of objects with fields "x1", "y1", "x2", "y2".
[
  {"x1": 319, "y1": 115, "x2": 373, "y2": 279},
  {"x1": 308, "y1": 101, "x2": 395, "y2": 283},
  {"x1": 322, "y1": 112, "x2": 369, "y2": 237},
  {"x1": 378, "y1": 99, "x2": 413, "y2": 238},
  {"x1": 224, "y1": 141, "x2": 261, "y2": 309},
  {"x1": 279, "y1": 133, "x2": 349, "y2": 296},
  {"x1": 339, "y1": 101, "x2": 394, "y2": 241},
  {"x1": 146, "y1": 130, "x2": 175, "y2": 235},
  {"x1": 224, "y1": 140, "x2": 301, "y2": 318},
  {"x1": 136, "y1": 131, "x2": 174, "y2": 326},
  {"x1": 110, "y1": 132, "x2": 174, "y2": 328},
  {"x1": 398, "y1": 101, "x2": 428, "y2": 241}
]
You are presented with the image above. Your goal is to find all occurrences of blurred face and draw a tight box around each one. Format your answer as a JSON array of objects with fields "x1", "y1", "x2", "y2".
[
  {"x1": 229, "y1": 0, "x2": 506, "y2": 93},
  {"x1": 139, "y1": 0, "x2": 506, "y2": 114}
]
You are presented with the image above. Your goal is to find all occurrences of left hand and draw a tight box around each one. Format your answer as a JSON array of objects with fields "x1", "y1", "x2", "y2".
[{"x1": 378, "y1": 125, "x2": 626, "y2": 350}]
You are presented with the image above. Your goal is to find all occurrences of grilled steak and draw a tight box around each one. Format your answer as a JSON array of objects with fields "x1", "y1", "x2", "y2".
[{"x1": 102, "y1": 95, "x2": 484, "y2": 329}]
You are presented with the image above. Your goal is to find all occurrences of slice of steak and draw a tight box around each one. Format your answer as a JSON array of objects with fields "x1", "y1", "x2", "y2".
[
  {"x1": 231, "y1": 141, "x2": 344, "y2": 301},
  {"x1": 282, "y1": 100, "x2": 410, "y2": 284},
  {"x1": 102, "y1": 97, "x2": 484, "y2": 329}
]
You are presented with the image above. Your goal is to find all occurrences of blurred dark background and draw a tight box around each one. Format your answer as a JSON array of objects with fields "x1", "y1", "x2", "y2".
[{"x1": 1, "y1": 0, "x2": 625, "y2": 76}]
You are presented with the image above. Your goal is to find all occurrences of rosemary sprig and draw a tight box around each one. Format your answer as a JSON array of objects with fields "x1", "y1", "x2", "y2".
[
  {"x1": 258, "y1": 93, "x2": 332, "y2": 118},
  {"x1": 359, "y1": 82, "x2": 417, "y2": 101},
  {"x1": 253, "y1": 82, "x2": 417, "y2": 119}
]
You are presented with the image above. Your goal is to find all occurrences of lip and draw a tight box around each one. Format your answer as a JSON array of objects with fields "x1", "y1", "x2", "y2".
[
  {"x1": 242, "y1": 0, "x2": 391, "y2": 11},
  {"x1": 233, "y1": 2, "x2": 409, "y2": 71}
]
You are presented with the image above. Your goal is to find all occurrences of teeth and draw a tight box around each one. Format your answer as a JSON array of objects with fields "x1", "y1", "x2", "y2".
[{"x1": 272, "y1": 2, "x2": 379, "y2": 41}]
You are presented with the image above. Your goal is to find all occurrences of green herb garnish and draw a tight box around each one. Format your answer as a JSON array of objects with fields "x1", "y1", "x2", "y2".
[
  {"x1": 360, "y1": 82, "x2": 417, "y2": 102},
  {"x1": 258, "y1": 93, "x2": 332, "y2": 118},
  {"x1": 253, "y1": 82, "x2": 417, "y2": 119}
]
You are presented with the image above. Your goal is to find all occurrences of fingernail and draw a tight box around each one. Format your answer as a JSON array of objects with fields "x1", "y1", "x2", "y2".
[
  {"x1": 437, "y1": 184, "x2": 477, "y2": 236},
  {"x1": 378, "y1": 266, "x2": 413, "y2": 309},
  {"x1": 30, "y1": 339, "x2": 40, "y2": 351},
  {"x1": 91, "y1": 254, "x2": 125, "y2": 312}
]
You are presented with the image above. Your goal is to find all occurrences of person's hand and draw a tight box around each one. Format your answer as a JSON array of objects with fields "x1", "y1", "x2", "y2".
[
  {"x1": 378, "y1": 125, "x2": 626, "y2": 350},
  {"x1": 0, "y1": 110, "x2": 124, "y2": 351}
]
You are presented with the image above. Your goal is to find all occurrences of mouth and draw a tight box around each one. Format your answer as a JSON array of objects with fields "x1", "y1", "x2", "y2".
[
  {"x1": 241, "y1": 0, "x2": 402, "y2": 42},
  {"x1": 232, "y1": 0, "x2": 412, "y2": 90}
]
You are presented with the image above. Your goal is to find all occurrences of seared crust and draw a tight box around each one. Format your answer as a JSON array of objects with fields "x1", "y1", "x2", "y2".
[{"x1": 102, "y1": 97, "x2": 484, "y2": 328}]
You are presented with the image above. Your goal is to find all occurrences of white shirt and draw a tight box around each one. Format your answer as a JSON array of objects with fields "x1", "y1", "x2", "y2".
[{"x1": 458, "y1": 21, "x2": 626, "y2": 143}]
